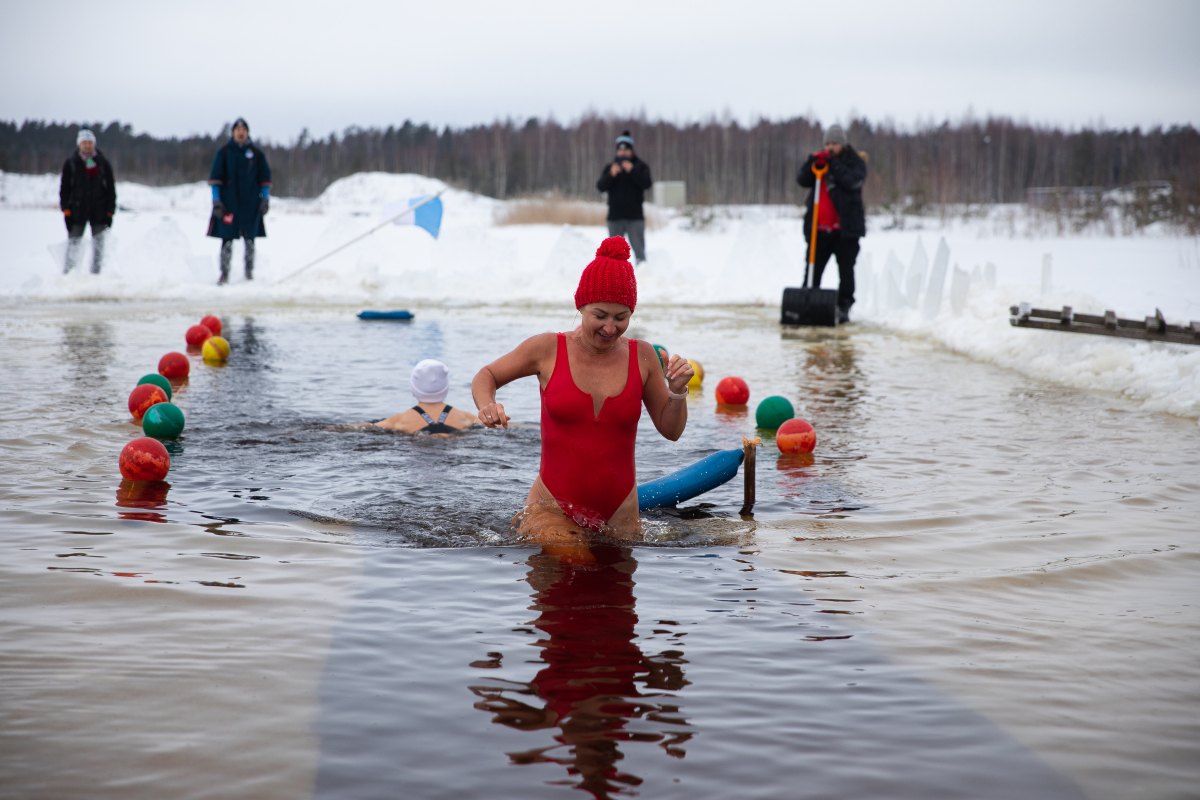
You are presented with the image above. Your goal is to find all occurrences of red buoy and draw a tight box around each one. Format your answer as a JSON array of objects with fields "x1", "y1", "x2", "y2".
[
  {"x1": 200, "y1": 315, "x2": 222, "y2": 336},
  {"x1": 776, "y1": 418, "x2": 816, "y2": 454},
  {"x1": 128, "y1": 384, "x2": 168, "y2": 420},
  {"x1": 158, "y1": 352, "x2": 190, "y2": 380},
  {"x1": 185, "y1": 324, "x2": 213, "y2": 348},
  {"x1": 119, "y1": 437, "x2": 171, "y2": 481},
  {"x1": 714, "y1": 376, "x2": 750, "y2": 406}
]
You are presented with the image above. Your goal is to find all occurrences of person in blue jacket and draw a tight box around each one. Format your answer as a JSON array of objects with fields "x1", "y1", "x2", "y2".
[{"x1": 208, "y1": 118, "x2": 271, "y2": 284}]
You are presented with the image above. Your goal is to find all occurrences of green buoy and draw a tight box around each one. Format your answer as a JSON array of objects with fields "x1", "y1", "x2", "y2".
[
  {"x1": 142, "y1": 402, "x2": 185, "y2": 440},
  {"x1": 756, "y1": 396, "x2": 795, "y2": 430},
  {"x1": 137, "y1": 373, "x2": 172, "y2": 401}
]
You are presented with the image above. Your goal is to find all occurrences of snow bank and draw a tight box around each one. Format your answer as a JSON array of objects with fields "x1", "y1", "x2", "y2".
[
  {"x1": 2, "y1": 171, "x2": 1197, "y2": 421},
  {"x1": 853, "y1": 235, "x2": 1200, "y2": 422}
]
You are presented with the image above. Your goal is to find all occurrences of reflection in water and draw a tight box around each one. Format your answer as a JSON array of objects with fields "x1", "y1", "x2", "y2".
[
  {"x1": 115, "y1": 479, "x2": 170, "y2": 523},
  {"x1": 471, "y1": 547, "x2": 691, "y2": 799},
  {"x1": 60, "y1": 322, "x2": 115, "y2": 406}
]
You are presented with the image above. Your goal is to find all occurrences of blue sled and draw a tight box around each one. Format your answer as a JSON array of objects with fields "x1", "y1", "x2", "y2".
[
  {"x1": 357, "y1": 310, "x2": 415, "y2": 320},
  {"x1": 638, "y1": 448, "x2": 744, "y2": 510}
]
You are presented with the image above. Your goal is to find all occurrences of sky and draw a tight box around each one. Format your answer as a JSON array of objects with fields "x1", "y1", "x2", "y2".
[{"x1": 2, "y1": 0, "x2": 1198, "y2": 143}]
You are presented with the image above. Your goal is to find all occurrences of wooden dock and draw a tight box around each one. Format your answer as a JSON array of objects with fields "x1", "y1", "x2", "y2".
[{"x1": 1010, "y1": 303, "x2": 1200, "y2": 346}]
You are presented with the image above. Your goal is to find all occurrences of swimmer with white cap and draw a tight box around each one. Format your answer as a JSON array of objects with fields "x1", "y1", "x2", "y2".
[{"x1": 370, "y1": 359, "x2": 481, "y2": 434}]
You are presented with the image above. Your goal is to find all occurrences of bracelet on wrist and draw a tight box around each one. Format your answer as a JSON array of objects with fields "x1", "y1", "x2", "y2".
[{"x1": 667, "y1": 386, "x2": 689, "y2": 400}]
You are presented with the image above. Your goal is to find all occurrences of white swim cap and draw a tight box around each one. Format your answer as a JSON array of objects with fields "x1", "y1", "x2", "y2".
[{"x1": 410, "y1": 359, "x2": 450, "y2": 403}]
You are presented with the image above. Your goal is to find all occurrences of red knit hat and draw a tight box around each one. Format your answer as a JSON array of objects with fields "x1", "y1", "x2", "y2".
[{"x1": 574, "y1": 237, "x2": 637, "y2": 311}]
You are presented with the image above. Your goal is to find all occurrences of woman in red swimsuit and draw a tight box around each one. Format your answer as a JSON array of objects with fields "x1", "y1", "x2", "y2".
[{"x1": 471, "y1": 237, "x2": 693, "y2": 541}]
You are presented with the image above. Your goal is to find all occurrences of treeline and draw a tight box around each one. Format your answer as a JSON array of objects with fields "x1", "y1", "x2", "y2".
[{"x1": 3, "y1": 115, "x2": 1197, "y2": 214}]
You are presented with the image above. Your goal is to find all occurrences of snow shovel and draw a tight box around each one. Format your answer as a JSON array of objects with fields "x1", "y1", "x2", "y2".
[{"x1": 781, "y1": 158, "x2": 838, "y2": 326}]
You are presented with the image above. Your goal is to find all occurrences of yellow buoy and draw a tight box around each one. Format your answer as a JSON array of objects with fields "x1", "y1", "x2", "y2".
[
  {"x1": 686, "y1": 359, "x2": 704, "y2": 389},
  {"x1": 202, "y1": 335, "x2": 230, "y2": 362}
]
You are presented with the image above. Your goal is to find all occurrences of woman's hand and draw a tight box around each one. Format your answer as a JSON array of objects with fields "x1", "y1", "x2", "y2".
[
  {"x1": 478, "y1": 402, "x2": 510, "y2": 429},
  {"x1": 664, "y1": 355, "x2": 694, "y2": 396}
]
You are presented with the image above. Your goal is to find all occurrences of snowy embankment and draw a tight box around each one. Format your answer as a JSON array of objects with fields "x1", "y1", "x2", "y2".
[{"x1": 2, "y1": 170, "x2": 1198, "y2": 422}]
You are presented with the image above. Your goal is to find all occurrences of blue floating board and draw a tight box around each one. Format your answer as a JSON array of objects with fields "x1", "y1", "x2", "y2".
[
  {"x1": 358, "y1": 310, "x2": 414, "y2": 320},
  {"x1": 638, "y1": 448, "x2": 745, "y2": 510}
]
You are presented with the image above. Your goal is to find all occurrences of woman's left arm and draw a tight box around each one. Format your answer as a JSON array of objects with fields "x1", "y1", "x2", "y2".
[{"x1": 640, "y1": 340, "x2": 692, "y2": 441}]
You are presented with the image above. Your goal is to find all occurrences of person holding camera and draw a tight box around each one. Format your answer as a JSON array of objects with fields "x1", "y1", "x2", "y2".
[
  {"x1": 208, "y1": 118, "x2": 271, "y2": 284},
  {"x1": 797, "y1": 124, "x2": 868, "y2": 323},
  {"x1": 596, "y1": 131, "x2": 652, "y2": 264},
  {"x1": 59, "y1": 129, "x2": 116, "y2": 274}
]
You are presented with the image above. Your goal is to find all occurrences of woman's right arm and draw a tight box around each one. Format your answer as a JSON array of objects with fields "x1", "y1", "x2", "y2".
[{"x1": 472, "y1": 333, "x2": 556, "y2": 429}]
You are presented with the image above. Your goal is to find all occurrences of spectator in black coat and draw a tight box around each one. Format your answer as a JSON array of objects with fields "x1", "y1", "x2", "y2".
[
  {"x1": 59, "y1": 129, "x2": 116, "y2": 274},
  {"x1": 596, "y1": 131, "x2": 652, "y2": 264},
  {"x1": 208, "y1": 118, "x2": 271, "y2": 284},
  {"x1": 797, "y1": 124, "x2": 868, "y2": 322}
]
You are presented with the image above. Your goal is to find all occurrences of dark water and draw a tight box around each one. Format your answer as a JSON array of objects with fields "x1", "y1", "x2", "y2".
[
  {"x1": 156, "y1": 312, "x2": 855, "y2": 545},
  {"x1": 1, "y1": 304, "x2": 1197, "y2": 799},
  {"x1": 313, "y1": 546, "x2": 1084, "y2": 800}
]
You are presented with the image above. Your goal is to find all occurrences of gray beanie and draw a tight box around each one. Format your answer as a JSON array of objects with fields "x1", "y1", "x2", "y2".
[
  {"x1": 77, "y1": 129, "x2": 96, "y2": 145},
  {"x1": 824, "y1": 124, "x2": 847, "y2": 145}
]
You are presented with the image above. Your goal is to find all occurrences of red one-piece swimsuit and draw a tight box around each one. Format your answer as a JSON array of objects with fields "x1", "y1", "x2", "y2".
[{"x1": 539, "y1": 333, "x2": 643, "y2": 530}]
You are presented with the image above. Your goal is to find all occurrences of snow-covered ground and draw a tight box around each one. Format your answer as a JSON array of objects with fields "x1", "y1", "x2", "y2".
[{"x1": 2, "y1": 171, "x2": 1198, "y2": 422}]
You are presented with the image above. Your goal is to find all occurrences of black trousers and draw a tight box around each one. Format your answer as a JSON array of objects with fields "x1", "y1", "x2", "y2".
[
  {"x1": 220, "y1": 238, "x2": 256, "y2": 280},
  {"x1": 809, "y1": 231, "x2": 859, "y2": 311},
  {"x1": 607, "y1": 219, "x2": 646, "y2": 263},
  {"x1": 65, "y1": 219, "x2": 111, "y2": 274}
]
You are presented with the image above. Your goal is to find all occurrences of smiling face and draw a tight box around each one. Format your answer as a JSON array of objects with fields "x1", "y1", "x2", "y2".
[{"x1": 579, "y1": 302, "x2": 632, "y2": 350}]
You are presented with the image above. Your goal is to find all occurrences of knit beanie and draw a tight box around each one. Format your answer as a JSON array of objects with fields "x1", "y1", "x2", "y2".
[
  {"x1": 574, "y1": 237, "x2": 637, "y2": 312},
  {"x1": 232, "y1": 117, "x2": 250, "y2": 132},
  {"x1": 615, "y1": 130, "x2": 634, "y2": 149},
  {"x1": 410, "y1": 359, "x2": 450, "y2": 403},
  {"x1": 77, "y1": 129, "x2": 96, "y2": 145},
  {"x1": 824, "y1": 124, "x2": 847, "y2": 145}
]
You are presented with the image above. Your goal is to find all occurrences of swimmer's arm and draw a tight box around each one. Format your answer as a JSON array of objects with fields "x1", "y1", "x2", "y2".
[
  {"x1": 472, "y1": 332, "x2": 555, "y2": 429},
  {"x1": 640, "y1": 341, "x2": 692, "y2": 441}
]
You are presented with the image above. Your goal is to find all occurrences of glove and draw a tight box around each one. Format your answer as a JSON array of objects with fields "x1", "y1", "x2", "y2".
[
  {"x1": 812, "y1": 153, "x2": 829, "y2": 171},
  {"x1": 259, "y1": 197, "x2": 269, "y2": 216},
  {"x1": 212, "y1": 199, "x2": 226, "y2": 219}
]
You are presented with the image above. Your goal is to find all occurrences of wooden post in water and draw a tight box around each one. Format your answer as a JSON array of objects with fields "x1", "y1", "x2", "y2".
[{"x1": 740, "y1": 437, "x2": 761, "y2": 516}]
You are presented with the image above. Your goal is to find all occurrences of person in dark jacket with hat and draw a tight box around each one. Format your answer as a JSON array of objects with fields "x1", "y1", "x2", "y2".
[
  {"x1": 797, "y1": 124, "x2": 868, "y2": 323},
  {"x1": 59, "y1": 129, "x2": 116, "y2": 274},
  {"x1": 596, "y1": 131, "x2": 652, "y2": 264},
  {"x1": 208, "y1": 118, "x2": 271, "y2": 284}
]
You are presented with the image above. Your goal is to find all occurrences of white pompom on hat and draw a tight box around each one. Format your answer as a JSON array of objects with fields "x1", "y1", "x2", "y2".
[
  {"x1": 77, "y1": 129, "x2": 96, "y2": 145},
  {"x1": 410, "y1": 359, "x2": 450, "y2": 403}
]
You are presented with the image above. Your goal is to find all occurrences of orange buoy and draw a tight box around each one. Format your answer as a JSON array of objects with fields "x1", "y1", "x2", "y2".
[
  {"x1": 714, "y1": 376, "x2": 750, "y2": 405},
  {"x1": 128, "y1": 384, "x2": 168, "y2": 420},
  {"x1": 119, "y1": 437, "x2": 171, "y2": 481},
  {"x1": 158, "y1": 352, "x2": 190, "y2": 380},
  {"x1": 776, "y1": 418, "x2": 816, "y2": 454},
  {"x1": 185, "y1": 324, "x2": 213, "y2": 348},
  {"x1": 200, "y1": 315, "x2": 222, "y2": 336}
]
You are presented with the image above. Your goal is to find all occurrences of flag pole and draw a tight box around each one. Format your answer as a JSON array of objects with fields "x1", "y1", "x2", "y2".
[{"x1": 275, "y1": 188, "x2": 446, "y2": 284}]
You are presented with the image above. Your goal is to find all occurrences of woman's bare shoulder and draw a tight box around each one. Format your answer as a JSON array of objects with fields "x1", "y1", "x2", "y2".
[
  {"x1": 448, "y1": 408, "x2": 479, "y2": 427},
  {"x1": 633, "y1": 339, "x2": 661, "y2": 380},
  {"x1": 523, "y1": 331, "x2": 560, "y2": 353},
  {"x1": 374, "y1": 409, "x2": 421, "y2": 431}
]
